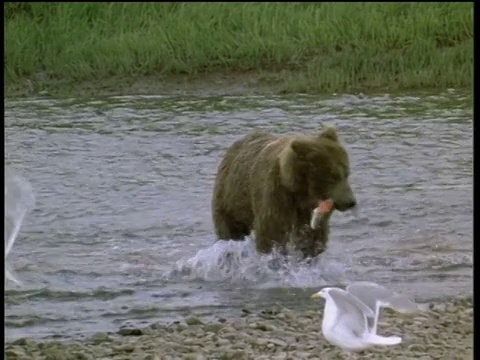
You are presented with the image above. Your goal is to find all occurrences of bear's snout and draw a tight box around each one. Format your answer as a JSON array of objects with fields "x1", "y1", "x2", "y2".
[
  {"x1": 330, "y1": 179, "x2": 357, "y2": 212},
  {"x1": 334, "y1": 198, "x2": 357, "y2": 212}
]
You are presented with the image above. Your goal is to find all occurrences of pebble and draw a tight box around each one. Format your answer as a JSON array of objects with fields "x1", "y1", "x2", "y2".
[
  {"x1": 113, "y1": 343, "x2": 135, "y2": 353},
  {"x1": 269, "y1": 338, "x2": 288, "y2": 347},
  {"x1": 250, "y1": 322, "x2": 271, "y2": 331},
  {"x1": 185, "y1": 354, "x2": 206, "y2": 360},
  {"x1": 205, "y1": 323, "x2": 224, "y2": 333},
  {"x1": 217, "y1": 338, "x2": 231, "y2": 346},
  {"x1": 185, "y1": 316, "x2": 205, "y2": 326},
  {"x1": 5, "y1": 347, "x2": 28, "y2": 358},
  {"x1": 254, "y1": 338, "x2": 270, "y2": 346},
  {"x1": 91, "y1": 332, "x2": 111, "y2": 344},
  {"x1": 118, "y1": 328, "x2": 143, "y2": 336}
]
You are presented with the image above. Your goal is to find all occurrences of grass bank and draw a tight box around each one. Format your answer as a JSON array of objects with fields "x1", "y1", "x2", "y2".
[{"x1": 5, "y1": 2, "x2": 474, "y2": 97}]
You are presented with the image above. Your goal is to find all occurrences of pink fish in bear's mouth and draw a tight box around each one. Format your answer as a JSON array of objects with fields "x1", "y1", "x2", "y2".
[{"x1": 310, "y1": 199, "x2": 334, "y2": 230}]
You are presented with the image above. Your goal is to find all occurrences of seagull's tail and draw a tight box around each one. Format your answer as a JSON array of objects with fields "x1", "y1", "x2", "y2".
[{"x1": 366, "y1": 334, "x2": 402, "y2": 346}]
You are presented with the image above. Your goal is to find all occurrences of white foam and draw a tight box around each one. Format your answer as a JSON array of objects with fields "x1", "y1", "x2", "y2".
[{"x1": 167, "y1": 236, "x2": 348, "y2": 289}]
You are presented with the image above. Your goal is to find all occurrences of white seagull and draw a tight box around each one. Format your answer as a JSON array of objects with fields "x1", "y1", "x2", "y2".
[{"x1": 311, "y1": 282, "x2": 417, "y2": 359}]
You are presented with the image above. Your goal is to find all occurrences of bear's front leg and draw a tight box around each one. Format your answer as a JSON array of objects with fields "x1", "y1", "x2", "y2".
[
  {"x1": 293, "y1": 212, "x2": 332, "y2": 258},
  {"x1": 253, "y1": 215, "x2": 291, "y2": 255}
]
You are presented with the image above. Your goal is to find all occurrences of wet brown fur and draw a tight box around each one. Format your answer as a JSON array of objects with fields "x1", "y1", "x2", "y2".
[{"x1": 211, "y1": 125, "x2": 356, "y2": 258}]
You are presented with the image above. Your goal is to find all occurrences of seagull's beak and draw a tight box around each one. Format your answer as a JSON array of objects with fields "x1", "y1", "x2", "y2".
[{"x1": 311, "y1": 292, "x2": 323, "y2": 299}]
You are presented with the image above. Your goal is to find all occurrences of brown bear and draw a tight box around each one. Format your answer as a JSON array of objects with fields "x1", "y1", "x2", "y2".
[{"x1": 211, "y1": 125, "x2": 356, "y2": 258}]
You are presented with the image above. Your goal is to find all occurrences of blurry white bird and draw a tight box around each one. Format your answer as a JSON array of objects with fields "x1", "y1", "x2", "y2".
[
  {"x1": 311, "y1": 284, "x2": 411, "y2": 359},
  {"x1": 5, "y1": 168, "x2": 35, "y2": 286}
]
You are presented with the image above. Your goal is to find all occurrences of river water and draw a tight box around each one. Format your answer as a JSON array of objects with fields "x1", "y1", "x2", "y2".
[{"x1": 4, "y1": 89, "x2": 473, "y2": 341}]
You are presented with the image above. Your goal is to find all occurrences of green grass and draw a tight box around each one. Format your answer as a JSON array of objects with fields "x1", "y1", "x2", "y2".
[{"x1": 5, "y1": 2, "x2": 474, "y2": 96}]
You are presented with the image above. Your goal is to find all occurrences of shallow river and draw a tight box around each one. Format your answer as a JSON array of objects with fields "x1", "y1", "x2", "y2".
[{"x1": 4, "y1": 89, "x2": 473, "y2": 341}]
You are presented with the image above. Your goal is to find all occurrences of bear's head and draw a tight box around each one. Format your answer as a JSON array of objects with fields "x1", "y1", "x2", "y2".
[{"x1": 279, "y1": 125, "x2": 357, "y2": 213}]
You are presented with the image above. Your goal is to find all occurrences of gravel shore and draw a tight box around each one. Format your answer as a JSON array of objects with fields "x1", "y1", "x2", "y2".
[{"x1": 5, "y1": 296, "x2": 472, "y2": 360}]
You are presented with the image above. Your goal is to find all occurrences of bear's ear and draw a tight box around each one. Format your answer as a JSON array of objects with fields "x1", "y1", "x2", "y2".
[
  {"x1": 289, "y1": 139, "x2": 313, "y2": 159},
  {"x1": 319, "y1": 124, "x2": 338, "y2": 142},
  {"x1": 279, "y1": 140, "x2": 305, "y2": 191}
]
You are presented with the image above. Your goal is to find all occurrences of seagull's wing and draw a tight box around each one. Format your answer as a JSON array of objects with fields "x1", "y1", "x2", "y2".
[
  {"x1": 5, "y1": 169, "x2": 36, "y2": 286},
  {"x1": 329, "y1": 288, "x2": 375, "y2": 317},
  {"x1": 346, "y1": 282, "x2": 392, "y2": 309},
  {"x1": 5, "y1": 210, "x2": 27, "y2": 257},
  {"x1": 346, "y1": 282, "x2": 392, "y2": 333},
  {"x1": 6, "y1": 264, "x2": 22, "y2": 285},
  {"x1": 347, "y1": 282, "x2": 418, "y2": 312},
  {"x1": 386, "y1": 294, "x2": 419, "y2": 313},
  {"x1": 328, "y1": 288, "x2": 374, "y2": 337},
  {"x1": 346, "y1": 282, "x2": 418, "y2": 334}
]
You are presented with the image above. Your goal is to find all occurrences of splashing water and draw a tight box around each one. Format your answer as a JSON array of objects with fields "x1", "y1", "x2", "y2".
[
  {"x1": 166, "y1": 236, "x2": 349, "y2": 289},
  {"x1": 5, "y1": 167, "x2": 36, "y2": 286}
]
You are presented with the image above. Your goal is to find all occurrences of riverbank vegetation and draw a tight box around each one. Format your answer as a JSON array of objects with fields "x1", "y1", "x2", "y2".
[{"x1": 5, "y1": 2, "x2": 473, "y2": 97}]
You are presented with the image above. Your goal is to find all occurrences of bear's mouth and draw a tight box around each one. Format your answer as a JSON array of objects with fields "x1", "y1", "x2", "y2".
[{"x1": 334, "y1": 202, "x2": 355, "y2": 212}]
